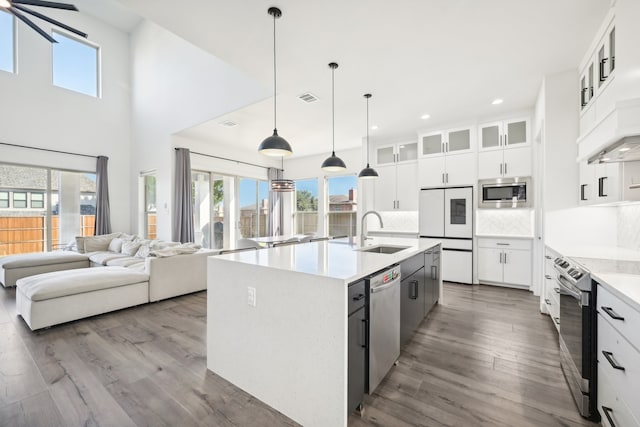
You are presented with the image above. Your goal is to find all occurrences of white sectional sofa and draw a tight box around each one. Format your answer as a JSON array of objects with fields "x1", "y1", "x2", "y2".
[{"x1": 1, "y1": 233, "x2": 218, "y2": 330}]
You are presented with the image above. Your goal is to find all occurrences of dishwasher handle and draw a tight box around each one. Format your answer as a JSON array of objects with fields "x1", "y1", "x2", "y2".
[{"x1": 370, "y1": 277, "x2": 401, "y2": 294}]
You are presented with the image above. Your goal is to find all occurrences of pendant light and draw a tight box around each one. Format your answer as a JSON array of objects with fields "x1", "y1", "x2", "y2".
[
  {"x1": 271, "y1": 157, "x2": 295, "y2": 192},
  {"x1": 358, "y1": 94, "x2": 379, "y2": 179},
  {"x1": 321, "y1": 62, "x2": 347, "y2": 172},
  {"x1": 258, "y1": 7, "x2": 293, "y2": 157}
]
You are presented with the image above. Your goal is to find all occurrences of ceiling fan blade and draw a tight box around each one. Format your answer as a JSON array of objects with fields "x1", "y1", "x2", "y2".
[
  {"x1": 9, "y1": 8, "x2": 58, "y2": 42},
  {"x1": 12, "y1": 0, "x2": 77, "y2": 11},
  {"x1": 12, "y1": 3, "x2": 87, "y2": 38}
]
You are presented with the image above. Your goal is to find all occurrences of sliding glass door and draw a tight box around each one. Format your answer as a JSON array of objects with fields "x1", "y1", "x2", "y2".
[
  {"x1": 238, "y1": 178, "x2": 269, "y2": 239},
  {"x1": 191, "y1": 171, "x2": 234, "y2": 250},
  {"x1": 0, "y1": 163, "x2": 96, "y2": 255}
]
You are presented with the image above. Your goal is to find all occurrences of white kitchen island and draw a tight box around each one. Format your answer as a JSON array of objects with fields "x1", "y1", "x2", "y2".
[{"x1": 206, "y1": 237, "x2": 441, "y2": 427}]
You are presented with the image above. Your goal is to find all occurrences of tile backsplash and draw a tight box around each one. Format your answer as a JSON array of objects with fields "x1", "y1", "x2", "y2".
[
  {"x1": 617, "y1": 204, "x2": 640, "y2": 250},
  {"x1": 476, "y1": 209, "x2": 534, "y2": 236},
  {"x1": 367, "y1": 211, "x2": 418, "y2": 232}
]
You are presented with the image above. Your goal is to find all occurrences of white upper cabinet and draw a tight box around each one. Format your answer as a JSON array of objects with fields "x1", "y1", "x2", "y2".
[
  {"x1": 578, "y1": 161, "x2": 640, "y2": 206},
  {"x1": 373, "y1": 141, "x2": 419, "y2": 211},
  {"x1": 420, "y1": 127, "x2": 473, "y2": 159},
  {"x1": 375, "y1": 142, "x2": 418, "y2": 166},
  {"x1": 479, "y1": 118, "x2": 529, "y2": 151}
]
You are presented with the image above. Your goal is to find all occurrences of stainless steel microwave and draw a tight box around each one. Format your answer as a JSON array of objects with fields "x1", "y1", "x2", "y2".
[{"x1": 478, "y1": 177, "x2": 532, "y2": 208}]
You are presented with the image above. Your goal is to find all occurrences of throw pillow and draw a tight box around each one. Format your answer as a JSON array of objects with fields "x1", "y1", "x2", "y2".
[
  {"x1": 134, "y1": 244, "x2": 151, "y2": 258},
  {"x1": 84, "y1": 235, "x2": 114, "y2": 253},
  {"x1": 108, "y1": 237, "x2": 124, "y2": 253},
  {"x1": 120, "y1": 233, "x2": 137, "y2": 242},
  {"x1": 121, "y1": 241, "x2": 142, "y2": 256},
  {"x1": 75, "y1": 236, "x2": 86, "y2": 254}
]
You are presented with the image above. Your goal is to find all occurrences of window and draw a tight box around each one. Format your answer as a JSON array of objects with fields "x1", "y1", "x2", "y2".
[
  {"x1": 189, "y1": 171, "x2": 234, "y2": 249},
  {"x1": 294, "y1": 179, "x2": 318, "y2": 235},
  {"x1": 52, "y1": 31, "x2": 99, "y2": 97},
  {"x1": 0, "y1": 10, "x2": 14, "y2": 73},
  {"x1": 13, "y1": 192, "x2": 27, "y2": 208},
  {"x1": 31, "y1": 193, "x2": 44, "y2": 209},
  {"x1": 238, "y1": 178, "x2": 269, "y2": 239},
  {"x1": 326, "y1": 175, "x2": 357, "y2": 238},
  {"x1": 0, "y1": 191, "x2": 8, "y2": 208},
  {"x1": 144, "y1": 175, "x2": 156, "y2": 239},
  {"x1": 0, "y1": 163, "x2": 96, "y2": 255}
]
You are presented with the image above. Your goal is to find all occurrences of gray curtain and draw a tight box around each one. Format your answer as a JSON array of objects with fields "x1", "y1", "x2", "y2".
[
  {"x1": 173, "y1": 148, "x2": 195, "y2": 243},
  {"x1": 94, "y1": 156, "x2": 112, "y2": 235},
  {"x1": 268, "y1": 167, "x2": 284, "y2": 236}
]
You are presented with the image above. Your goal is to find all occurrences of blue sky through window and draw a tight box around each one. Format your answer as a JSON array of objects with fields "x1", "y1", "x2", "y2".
[
  {"x1": 0, "y1": 11, "x2": 14, "y2": 73},
  {"x1": 328, "y1": 175, "x2": 357, "y2": 196},
  {"x1": 52, "y1": 31, "x2": 98, "y2": 97}
]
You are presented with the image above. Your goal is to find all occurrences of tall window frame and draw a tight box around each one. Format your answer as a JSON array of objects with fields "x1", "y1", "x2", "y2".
[
  {"x1": 325, "y1": 174, "x2": 358, "y2": 238},
  {"x1": 52, "y1": 29, "x2": 101, "y2": 98},
  {"x1": 0, "y1": 10, "x2": 16, "y2": 74}
]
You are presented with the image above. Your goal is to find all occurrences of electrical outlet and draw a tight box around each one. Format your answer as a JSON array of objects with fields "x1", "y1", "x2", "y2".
[{"x1": 247, "y1": 287, "x2": 256, "y2": 307}]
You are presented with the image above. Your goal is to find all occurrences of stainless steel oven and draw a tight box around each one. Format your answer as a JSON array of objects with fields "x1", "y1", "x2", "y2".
[
  {"x1": 478, "y1": 177, "x2": 531, "y2": 208},
  {"x1": 553, "y1": 257, "x2": 598, "y2": 421}
]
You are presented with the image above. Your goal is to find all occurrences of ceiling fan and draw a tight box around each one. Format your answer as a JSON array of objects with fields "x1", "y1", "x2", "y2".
[{"x1": 0, "y1": 0, "x2": 87, "y2": 43}]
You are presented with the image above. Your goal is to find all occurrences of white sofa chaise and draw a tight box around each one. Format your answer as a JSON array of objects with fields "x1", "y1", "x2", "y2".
[
  {"x1": 16, "y1": 266, "x2": 149, "y2": 330},
  {"x1": 0, "y1": 252, "x2": 89, "y2": 288}
]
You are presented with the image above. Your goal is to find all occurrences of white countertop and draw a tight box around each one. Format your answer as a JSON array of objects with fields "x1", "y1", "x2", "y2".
[
  {"x1": 476, "y1": 233, "x2": 535, "y2": 240},
  {"x1": 212, "y1": 236, "x2": 441, "y2": 283},
  {"x1": 546, "y1": 242, "x2": 640, "y2": 313}
]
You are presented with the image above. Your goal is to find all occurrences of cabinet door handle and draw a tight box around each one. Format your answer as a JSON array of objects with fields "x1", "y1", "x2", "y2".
[
  {"x1": 545, "y1": 255, "x2": 553, "y2": 260},
  {"x1": 503, "y1": 252, "x2": 507, "y2": 264},
  {"x1": 500, "y1": 163, "x2": 503, "y2": 175},
  {"x1": 445, "y1": 173, "x2": 449, "y2": 184},
  {"x1": 409, "y1": 280, "x2": 419, "y2": 299},
  {"x1": 361, "y1": 319, "x2": 369, "y2": 349},
  {"x1": 581, "y1": 87, "x2": 588, "y2": 107},
  {"x1": 600, "y1": 58, "x2": 609, "y2": 81},
  {"x1": 504, "y1": 163, "x2": 507, "y2": 175},
  {"x1": 602, "y1": 351, "x2": 625, "y2": 371},
  {"x1": 580, "y1": 184, "x2": 588, "y2": 201},
  {"x1": 598, "y1": 177, "x2": 608, "y2": 197},
  {"x1": 601, "y1": 406, "x2": 617, "y2": 427},
  {"x1": 554, "y1": 287, "x2": 560, "y2": 293},
  {"x1": 442, "y1": 173, "x2": 445, "y2": 184},
  {"x1": 545, "y1": 275, "x2": 552, "y2": 280},
  {"x1": 553, "y1": 317, "x2": 560, "y2": 325},
  {"x1": 545, "y1": 298, "x2": 551, "y2": 305},
  {"x1": 601, "y1": 306, "x2": 625, "y2": 321},
  {"x1": 431, "y1": 265, "x2": 437, "y2": 280},
  {"x1": 499, "y1": 253, "x2": 503, "y2": 264}
]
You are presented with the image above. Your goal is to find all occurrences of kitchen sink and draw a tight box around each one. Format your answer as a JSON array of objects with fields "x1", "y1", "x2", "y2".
[{"x1": 357, "y1": 245, "x2": 410, "y2": 254}]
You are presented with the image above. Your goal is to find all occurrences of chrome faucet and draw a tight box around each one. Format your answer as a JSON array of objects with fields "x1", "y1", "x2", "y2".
[{"x1": 361, "y1": 210, "x2": 384, "y2": 246}]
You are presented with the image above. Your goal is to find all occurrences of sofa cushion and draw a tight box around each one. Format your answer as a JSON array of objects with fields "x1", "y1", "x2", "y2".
[
  {"x1": 84, "y1": 235, "x2": 116, "y2": 253},
  {"x1": 108, "y1": 238, "x2": 124, "y2": 253},
  {"x1": 121, "y1": 241, "x2": 141, "y2": 256},
  {"x1": 88, "y1": 252, "x2": 130, "y2": 266},
  {"x1": 135, "y1": 244, "x2": 151, "y2": 258},
  {"x1": 105, "y1": 257, "x2": 144, "y2": 268},
  {"x1": 16, "y1": 266, "x2": 150, "y2": 302},
  {"x1": 0, "y1": 252, "x2": 89, "y2": 269}
]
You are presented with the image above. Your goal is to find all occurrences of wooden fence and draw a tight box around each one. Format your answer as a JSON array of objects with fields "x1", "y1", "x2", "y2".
[{"x1": 0, "y1": 215, "x2": 95, "y2": 256}]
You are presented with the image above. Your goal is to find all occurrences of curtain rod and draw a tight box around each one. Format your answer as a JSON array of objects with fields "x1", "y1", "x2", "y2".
[
  {"x1": 176, "y1": 148, "x2": 283, "y2": 171},
  {"x1": 0, "y1": 141, "x2": 97, "y2": 159}
]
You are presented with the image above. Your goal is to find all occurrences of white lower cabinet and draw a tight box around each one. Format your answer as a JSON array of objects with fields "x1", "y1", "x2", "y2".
[
  {"x1": 597, "y1": 283, "x2": 640, "y2": 426},
  {"x1": 478, "y1": 238, "x2": 532, "y2": 288},
  {"x1": 542, "y1": 246, "x2": 560, "y2": 331}
]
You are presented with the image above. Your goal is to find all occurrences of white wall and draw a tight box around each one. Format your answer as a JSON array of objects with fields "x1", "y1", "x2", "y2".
[
  {"x1": 0, "y1": 10, "x2": 132, "y2": 232},
  {"x1": 617, "y1": 204, "x2": 640, "y2": 250},
  {"x1": 130, "y1": 20, "x2": 272, "y2": 240}
]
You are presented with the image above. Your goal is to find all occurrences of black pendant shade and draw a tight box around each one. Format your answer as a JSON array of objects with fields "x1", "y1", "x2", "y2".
[
  {"x1": 359, "y1": 93, "x2": 378, "y2": 179},
  {"x1": 321, "y1": 62, "x2": 346, "y2": 172},
  {"x1": 0, "y1": 0, "x2": 86, "y2": 43},
  {"x1": 259, "y1": 129, "x2": 293, "y2": 157},
  {"x1": 259, "y1": 7, "x2": 292, "y2": 157}
]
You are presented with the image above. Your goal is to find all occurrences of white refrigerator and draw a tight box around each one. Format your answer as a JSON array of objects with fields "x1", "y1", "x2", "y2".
[{"x1": 419, "y1": 186, "x2": 473, "y2": 284}]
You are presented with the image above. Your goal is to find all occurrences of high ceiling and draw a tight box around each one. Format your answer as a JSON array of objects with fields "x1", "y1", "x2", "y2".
[{"x1": 115, "y1": 0, "x2": 609, "y2": 158}]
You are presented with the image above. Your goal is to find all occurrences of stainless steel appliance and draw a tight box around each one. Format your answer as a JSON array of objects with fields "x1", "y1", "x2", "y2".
[
  {"x1": 553, "y1": 256, "x2": 598, "y2": 420},
  {"x1": 366, "y1": 266, "x2": 401, "y2": 394},
  {"x1": 419, "y1": 186, "x2": 473, "y2": 284},
  {"x1": 478, "y1": 177, "x2": 532, "y2": 208}
]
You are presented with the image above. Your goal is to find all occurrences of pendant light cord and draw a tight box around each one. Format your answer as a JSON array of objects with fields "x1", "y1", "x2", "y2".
[
  {"x1": 366, "y1": 95, "x2": 370, "y2": 165},
  {"x1": 273, "y1": 12, "x2": 277, "y2": 130},
  {"x1": 332, "y1": 66, "x2": 335, "y2": 153}
]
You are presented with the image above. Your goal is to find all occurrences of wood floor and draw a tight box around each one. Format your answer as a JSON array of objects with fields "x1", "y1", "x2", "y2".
[{"x1": 0, "y1": 283, "x2": 599, "y2": 427}]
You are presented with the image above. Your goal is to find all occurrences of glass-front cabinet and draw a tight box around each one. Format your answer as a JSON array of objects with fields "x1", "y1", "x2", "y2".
[
  {"x1": 479, "y1": 118, "x2": 529, "y2": 151},
  {"x1": 375, "y1": 141, "x2": 418, "y2": 166},
  {"x1": 419, "y1": 127, "x2": 472, "y2": 159}
]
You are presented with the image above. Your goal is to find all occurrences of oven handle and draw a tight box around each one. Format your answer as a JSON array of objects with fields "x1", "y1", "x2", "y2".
[{"x1": 556, "y1": 275, "x2": 581, "y2": 300}]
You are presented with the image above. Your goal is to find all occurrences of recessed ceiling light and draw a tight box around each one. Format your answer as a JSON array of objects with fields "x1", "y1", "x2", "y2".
[
  {"x1": 421, "y1": 114, "x2": 430, "y2": 120},
  {"x1": 619, "y1": 147, "x2": 631, "y2": 152},
  {"x1": 492, "y1": 99, "x2": 503, "y2": 105},
  {"x1": 371, "y1": 125, "x2": 378, "y2": 130},
  {"x1": 602, "y1": 157, "x2": 611, "y2": 161}
]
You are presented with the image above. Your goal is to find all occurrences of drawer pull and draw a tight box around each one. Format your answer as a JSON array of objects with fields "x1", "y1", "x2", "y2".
[
  {"x1": 496, "y1": 243, "x2": 510, "y2": 246},
  {"x1": 601, "y1": 406, "x2": 617, "y2": 427},
  {"x1": 602, "y1": 306, "x2": 625, "y2": 321},
  {"x1": 553, "y1": 317, "x2": 560, "y2": 325},
  {"x1": 352, "y1": 294, "x2": 365, "y2": 302},
  {"x1": 545, "y1": 255, "x2": 553, "y2": 260},
  {"x1": 545, "y1": 298, "x2": 551, "y2": 305},
  {"x1": 545, "y1": 275, "x2": 552, "y2": 280},
  {"x1": 602, "y1": 351, "x2": 625, "y2": 371},
  {"x1": 554, "y1": 287, "x2": 560, "y2": 294}
]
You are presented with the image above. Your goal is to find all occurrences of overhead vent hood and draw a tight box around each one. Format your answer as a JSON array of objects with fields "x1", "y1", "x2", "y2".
[{"x1": 588, "y1": 135, "x2": 640, "y2": 164}]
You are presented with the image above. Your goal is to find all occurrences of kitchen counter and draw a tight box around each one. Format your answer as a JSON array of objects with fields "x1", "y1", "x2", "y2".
[
  {"x1": 476, "y1": 233, "x2": 535, "y2": 240},
  {"x1": 207, "y1": 237, "x2": 441, "y2": 427},
  {"x1": 546, "y1": 243, "x2": 640, "y2": 313},
  {"x1": 214, "y1": 236, "x2": 440, "y2": 283}
]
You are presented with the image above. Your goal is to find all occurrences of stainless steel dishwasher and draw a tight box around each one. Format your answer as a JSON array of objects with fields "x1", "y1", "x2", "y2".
[{"x1": 366, "y1": 265, "x2": 401, "y2": 393}]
